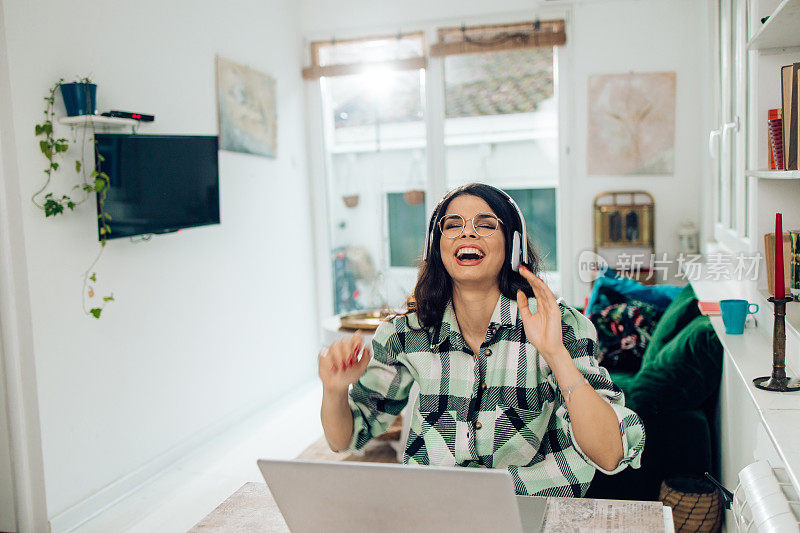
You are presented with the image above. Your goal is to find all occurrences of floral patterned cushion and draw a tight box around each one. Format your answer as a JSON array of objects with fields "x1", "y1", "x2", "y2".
[{"x1": 588, "y1": 287, "x2": 664, "y2": 372}]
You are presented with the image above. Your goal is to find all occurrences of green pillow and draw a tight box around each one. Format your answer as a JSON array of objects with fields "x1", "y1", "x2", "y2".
[
  {"x1": 625, "y1": 316, "x2": 723, "y2": 416},
  {"x1": 641, "y1": 283, "x2": 701, "y2": 366},
  {"x1": 608, "y1": 371, "x2": 637, "y2": 397}
]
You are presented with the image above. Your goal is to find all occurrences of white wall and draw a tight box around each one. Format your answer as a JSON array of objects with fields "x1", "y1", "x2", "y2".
[
  {"x1": 0, "y1": 362, "x2": 15, "y2": 532},
  {"x1": 301, "y1": 0, "x2": 536, "y2": 34},
  {"x1": 301, "y1": 0, "x2": 710, "y2": 306},
  {"x1": 0, "y1": 0, "x2": 316, "y2": 530},
  {"x1": 0, "y1": 126, "x2": 19, "y2": 533},
  {"x1": 568, "y1": 0, "x2": 709, "y2": 302},
  {"x1": 0, "y1": 1, "x2": 49, "y2": 529}
]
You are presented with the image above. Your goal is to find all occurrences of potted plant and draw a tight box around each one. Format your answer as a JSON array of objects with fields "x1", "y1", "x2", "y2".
[
  {"x1": 342, "y1": 194, "x2": 359, "y2": 208},
  {"x1": 35, "y1": 77, "x2": 114, "y2": 318},
  {"x1": 60, "y1": 76, "x2": 97, "y2": 117},
  {"x1": 404, "y1": 189, "x2": 424, "y2": 206}
]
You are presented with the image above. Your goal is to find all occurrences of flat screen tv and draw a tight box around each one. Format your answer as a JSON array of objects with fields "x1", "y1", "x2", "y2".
[{"x1": 94, "y1": 134, "x2": 220, "y2": 240}]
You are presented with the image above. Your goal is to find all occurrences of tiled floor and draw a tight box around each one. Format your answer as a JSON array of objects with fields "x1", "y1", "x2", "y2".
[{"x1": 73, "y1": 382, "x2": 324, "y2": 533}]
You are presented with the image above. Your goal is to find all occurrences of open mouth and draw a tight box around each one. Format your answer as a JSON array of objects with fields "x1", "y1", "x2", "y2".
[{"x1": 455, "y1": 246, "x2": 486, "y2": 265}]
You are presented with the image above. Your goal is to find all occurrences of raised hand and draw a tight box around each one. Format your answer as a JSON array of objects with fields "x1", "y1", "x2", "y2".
[
  {"x1": 515, "y1": 265, "x2": 566, "y2": 365},
  {"x1": 318, "y1": 330, "x2": 372, "y2": 395}
]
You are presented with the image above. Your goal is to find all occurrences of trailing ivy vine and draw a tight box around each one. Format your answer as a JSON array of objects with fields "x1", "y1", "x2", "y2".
[
  {"x1": 33, "y1": 78, "x2": 73, "y2": 216},
  {"x1": 34, "y1": 76, "x2": 115, "y2": 318}
]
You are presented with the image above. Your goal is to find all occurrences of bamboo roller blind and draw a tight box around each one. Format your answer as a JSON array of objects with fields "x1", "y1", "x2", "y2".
[
  {"x1": 430, "y1": 20, "x2": 566, "y2": 57},
  {"x1": 303, "y1": 19, "x2": 566, "y2": 80},
  {"x1": 302, "y1": 32, "x2": 426, "y2": 80}
]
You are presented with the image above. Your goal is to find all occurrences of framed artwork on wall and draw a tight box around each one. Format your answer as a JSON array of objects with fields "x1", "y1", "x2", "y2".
[
  {"x1": 216, "y1": 56, "x2": 277, "y2": 158},
  {"x1": 587, "y1": 72, "x2": 676, "y2": 175}
]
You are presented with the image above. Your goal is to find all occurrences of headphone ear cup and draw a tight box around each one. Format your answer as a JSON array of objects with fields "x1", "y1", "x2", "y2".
[
  {"x1": 511, "y1": 232, "x2": 521, "y2": 272},
  {"x1": 423, "y1": 210, "x2": 436, "y2": 261}
]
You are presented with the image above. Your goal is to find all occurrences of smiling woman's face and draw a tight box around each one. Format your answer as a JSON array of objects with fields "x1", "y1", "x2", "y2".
[{"x1": 439, "y1": 194, "x2": 506, "y2": 287}]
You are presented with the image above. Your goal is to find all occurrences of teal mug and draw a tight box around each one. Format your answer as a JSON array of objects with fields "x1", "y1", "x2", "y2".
[{"x1": 719, "y1": 299, "x2": 759, "y2": 334}]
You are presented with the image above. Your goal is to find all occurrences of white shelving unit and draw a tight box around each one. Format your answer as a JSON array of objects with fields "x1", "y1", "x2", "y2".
[
  {"x1": 710, "y1": 1, "x2": 800, "y2": 523},
  {"x1": 747, "y1": 0, "x2": 800, "y2": 50},
  {"x1": 747, "y1": 0, "x2": 800, "y2": 259},
  {"x1": 57, "y1": 114, "x2": 150, "y2": 132},
  {"x1": 710, "y1": 0, "x2": 800, "y2": 257},
  {"x1": 746, "y1": 169, "x2": 800, "y2": 179}
]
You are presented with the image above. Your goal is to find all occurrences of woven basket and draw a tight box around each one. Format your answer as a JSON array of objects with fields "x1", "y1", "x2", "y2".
[{"x1": 659, "y1": 475, "x2": 723, "y2": 533}]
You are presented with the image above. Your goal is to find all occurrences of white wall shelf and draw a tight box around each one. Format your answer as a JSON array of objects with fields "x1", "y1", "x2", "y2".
[
  {"x1": 57, "y1": 115, "x2": 144, "y2": 128},
  {"x1": 746, "y1": 170, "x2": 800, "y2": 179},
  {"x1": 747, "y1": 0, "x2": 800, "y2": 50}
]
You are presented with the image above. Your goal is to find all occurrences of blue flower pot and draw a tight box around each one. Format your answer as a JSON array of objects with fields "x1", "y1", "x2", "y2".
[{"x1": 60, "y1": 82, "x2": 97, "y2": 116}]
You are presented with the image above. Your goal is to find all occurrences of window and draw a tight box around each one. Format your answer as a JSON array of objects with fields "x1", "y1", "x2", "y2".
[
  {"x1": 506, "y1": 188, "x2": 557, "y2": 271},
  {"x1": 387, "y1": 192, "x2": 427, "y2": 267},
  {"x1": 312, "y1": 34, "x2": 427, "y2": 313},
  {"x1": 308, "y1": 22, "x2": 563, "y2": 314}
]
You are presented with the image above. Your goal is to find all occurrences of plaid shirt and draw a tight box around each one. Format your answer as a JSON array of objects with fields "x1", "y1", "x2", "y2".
[{"x1": 345, "y1": 294, "x2": 645, "y2": 497}]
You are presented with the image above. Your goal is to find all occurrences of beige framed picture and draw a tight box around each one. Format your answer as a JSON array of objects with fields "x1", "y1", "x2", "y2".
[
  {"x1": 587, "y1": 72, "x2": 676, "y2": 175},
  {"x1": 216, "y1": 56, "x2": 277, "y2": 158}
]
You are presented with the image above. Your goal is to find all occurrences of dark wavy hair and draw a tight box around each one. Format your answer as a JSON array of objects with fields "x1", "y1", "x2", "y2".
[{"x1": 401, "y1": 183, "x2": 544, "y2": 329}]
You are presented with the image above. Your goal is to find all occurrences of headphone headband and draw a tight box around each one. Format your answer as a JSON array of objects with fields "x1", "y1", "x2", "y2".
[{"x1": 422, "y1": 184, "x2": 528, "y2": 271}]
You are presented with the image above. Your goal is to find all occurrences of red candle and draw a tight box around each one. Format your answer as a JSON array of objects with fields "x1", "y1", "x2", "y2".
[{"x1": 776, "y1": 213, "x2": 785, "y2": 298}]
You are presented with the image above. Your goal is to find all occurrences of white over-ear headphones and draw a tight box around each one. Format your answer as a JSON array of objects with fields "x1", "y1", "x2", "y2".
[{"x1": 422, "y1": 185, "x2": 528, "y2": 272}]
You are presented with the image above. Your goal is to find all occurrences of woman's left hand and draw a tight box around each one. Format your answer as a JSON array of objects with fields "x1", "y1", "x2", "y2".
[{"x1": 516, "y1": 265, "x2": 567, "y2": 366}]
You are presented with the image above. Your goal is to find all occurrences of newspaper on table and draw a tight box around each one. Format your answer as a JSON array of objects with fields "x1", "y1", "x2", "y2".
[{"x1": 543, "y1": 497, "x2": 667, "y2": 532}]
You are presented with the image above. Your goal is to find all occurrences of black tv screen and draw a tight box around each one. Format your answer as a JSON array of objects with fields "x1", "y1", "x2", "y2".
[{"x1": 94, "y1": 134, "x2": 220, "y2": 240}]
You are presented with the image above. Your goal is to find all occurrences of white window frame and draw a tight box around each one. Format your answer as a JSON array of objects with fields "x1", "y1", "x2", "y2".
[{"x1": 713, "y1": 0, "x2": 754, "y2": 255}]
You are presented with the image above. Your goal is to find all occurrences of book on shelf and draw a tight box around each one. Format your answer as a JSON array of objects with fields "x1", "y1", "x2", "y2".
[
  {"x1": 764, "y1": 232, "x2": 793, "y2": 298},
  {"x1": 781, "y1": 63, "x2": 800, "y2": 170},
  {"x1": 698, "y1": 301, "x2": 720, "y2": 316},
  {"x1": 782, "y1": 65, "x2": 790, "y2": 169},
  {"x1": 768, "y1": 108, "x2": 783, "y2": 170}
]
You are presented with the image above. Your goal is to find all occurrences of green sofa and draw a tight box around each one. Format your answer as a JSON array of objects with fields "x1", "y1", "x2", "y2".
[{"x1": 585, "y1": 283, "x2": 724, "y2": 501}]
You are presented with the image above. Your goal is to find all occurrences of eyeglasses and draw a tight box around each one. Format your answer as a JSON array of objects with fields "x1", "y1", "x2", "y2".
[{"x1": 438, "y1": 213, "x2": 504, "y2": 239}]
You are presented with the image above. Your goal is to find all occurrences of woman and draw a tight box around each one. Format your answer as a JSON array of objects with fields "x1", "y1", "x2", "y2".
[{"x1": 318, "y1": 183, "x2": 644, "y2": 497}]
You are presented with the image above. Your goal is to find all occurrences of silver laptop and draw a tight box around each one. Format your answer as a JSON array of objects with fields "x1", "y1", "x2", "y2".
[{"x1": 258, "y1": 459, "x2": 547, "y2": 533}]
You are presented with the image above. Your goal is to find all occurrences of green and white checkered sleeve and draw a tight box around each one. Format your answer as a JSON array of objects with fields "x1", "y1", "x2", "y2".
[
  {"x1": 344, "y1": 317, "x2": 415, "y2": 453},
  {"x1": 553, "y1": 303, "x2": 646, "y2": 475}
]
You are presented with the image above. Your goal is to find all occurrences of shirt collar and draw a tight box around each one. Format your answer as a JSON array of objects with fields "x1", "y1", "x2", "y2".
[
  {"x1": 429, "y1": 293, "x2": 518, "y2": 352},
  {"x1": 490, "y1": 292, "x2": 519, "y2": 329}
]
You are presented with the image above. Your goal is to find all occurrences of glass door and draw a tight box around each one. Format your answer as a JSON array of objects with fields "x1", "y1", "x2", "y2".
[{"x1": 317, "y1": 35, "x2": 428, "y2": 313}]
